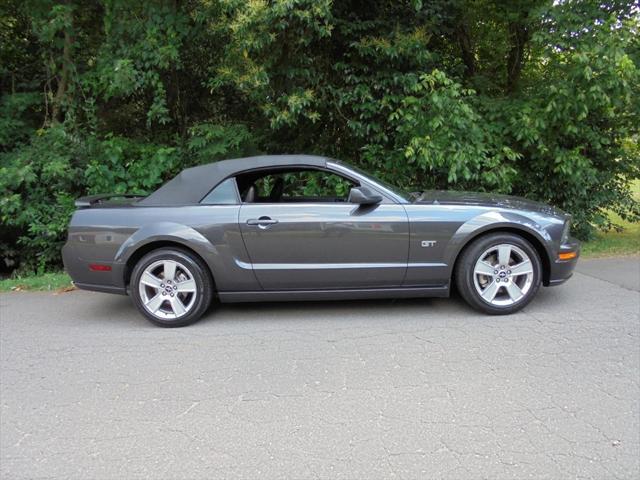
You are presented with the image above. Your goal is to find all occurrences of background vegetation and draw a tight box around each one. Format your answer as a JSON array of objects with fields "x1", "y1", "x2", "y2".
[{"x1": 1, "y1": 0, "x2": 639, "y2": 275}]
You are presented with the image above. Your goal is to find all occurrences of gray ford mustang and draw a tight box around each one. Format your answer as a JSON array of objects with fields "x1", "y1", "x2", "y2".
[{"x1": 63, "y1": 155, "x2": 580, "y2": 327}]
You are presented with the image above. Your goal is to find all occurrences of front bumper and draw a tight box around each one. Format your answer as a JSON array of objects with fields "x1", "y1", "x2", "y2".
[{"x1": 546, "y1": 238, "x2": 580, "y2": 286}]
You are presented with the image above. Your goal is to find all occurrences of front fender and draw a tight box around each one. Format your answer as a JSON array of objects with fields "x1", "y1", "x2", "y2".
[{"x1": 444, "y1": 211, "x2": 554, "y2": 270}]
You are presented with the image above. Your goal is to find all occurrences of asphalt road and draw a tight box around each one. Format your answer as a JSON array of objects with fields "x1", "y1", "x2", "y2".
[{"x1": 1, "y1": 257, "x2": 639, "y2": 480}]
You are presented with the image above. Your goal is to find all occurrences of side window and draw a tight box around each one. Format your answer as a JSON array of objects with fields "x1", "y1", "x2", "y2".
[
  {"x1": 246, "y1": 170, "x2": 356, "y2": 203},
  {"x1": 200, "y1": 178, "x2": 239, "y2": 204}
]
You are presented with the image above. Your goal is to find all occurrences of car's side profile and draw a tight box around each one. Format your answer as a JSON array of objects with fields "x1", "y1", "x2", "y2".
[{"x1": 62, "y1": 155, "x2": 580, "y2": 327}]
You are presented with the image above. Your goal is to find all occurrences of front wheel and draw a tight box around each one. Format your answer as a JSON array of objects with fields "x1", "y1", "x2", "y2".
[
  {"x1": 130, "y1": 248, "x2": 213, "y2": 327},
  {"x1": 455, "y1": 233, "x2": 542, "y2": 315}
]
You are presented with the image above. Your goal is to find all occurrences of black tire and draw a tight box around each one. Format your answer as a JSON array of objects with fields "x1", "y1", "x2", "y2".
[
  {"x1": 455, "y1": 233, "x2": 542, "y2": 315},
  {"x1": 130, "y1": 248, "x2": 213, "y2": 327}
]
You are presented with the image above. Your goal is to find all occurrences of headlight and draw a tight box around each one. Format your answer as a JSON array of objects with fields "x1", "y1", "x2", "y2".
[{"x1": 561, "y1": 220, "x2": 571, "y2": 244}]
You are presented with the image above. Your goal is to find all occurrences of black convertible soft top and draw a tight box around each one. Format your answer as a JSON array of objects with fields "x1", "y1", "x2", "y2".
[{"x1": 139, "y1": 154, "x2": 328, "y2": 205}]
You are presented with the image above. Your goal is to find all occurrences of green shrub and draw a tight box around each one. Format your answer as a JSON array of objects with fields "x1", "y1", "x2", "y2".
[
  {"x1": 0, "y1": 126, "x2": 87, "y2": 273},
  {"x1": 84, "y1": 136, "x2": 181, "y2": 195}
]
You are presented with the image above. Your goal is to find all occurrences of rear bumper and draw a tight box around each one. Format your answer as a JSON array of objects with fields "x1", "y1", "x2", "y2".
[
  {"x1": 546, "y1": 238, "x2": 580, "y2": 287},
  {"x1": 62, "y1": 242, "x2": 127, "y2": 295}
]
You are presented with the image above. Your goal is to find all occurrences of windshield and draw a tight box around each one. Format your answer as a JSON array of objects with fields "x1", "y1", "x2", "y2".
[{"x1": 330, "y1": 160, "x2": 417, "y2": 202}]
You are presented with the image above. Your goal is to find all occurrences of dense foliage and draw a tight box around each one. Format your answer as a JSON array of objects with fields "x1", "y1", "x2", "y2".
[{"x1": 1, "y1": 0, "x2": 639, "y2": 273}]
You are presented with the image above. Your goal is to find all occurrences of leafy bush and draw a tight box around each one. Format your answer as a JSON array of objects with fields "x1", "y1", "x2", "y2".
[
  {"x1": 0, "y1": 126, "x2": 87, "y2": 272},
  {"x1": 84, "y1": 136, "x2": 181, "y2": 195},
  {"x1": 0, "y1": 93, "x2": 42, "y2": 149},
  {"x1": 187, "y1": 123, "x2": 256, "y2": 165},
  {"x1": 391, "y1": 70, "x2": 518, "y2": 192}
]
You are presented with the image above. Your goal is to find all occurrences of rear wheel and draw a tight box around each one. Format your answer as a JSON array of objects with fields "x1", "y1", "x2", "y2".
[
  {"x1": 130, "y1": 248, "x2": 213, "y2": 327},
  {"x1": 455, "y1": 233, "x2": 542, "y2": 315}
]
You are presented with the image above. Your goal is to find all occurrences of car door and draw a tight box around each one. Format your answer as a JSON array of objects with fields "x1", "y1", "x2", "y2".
[{"x1": 237, "y1": 169, "x2": 409, "y2": 290}]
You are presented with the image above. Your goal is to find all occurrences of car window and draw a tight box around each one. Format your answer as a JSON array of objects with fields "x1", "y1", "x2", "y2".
[
  {"x1": 200, "y1": 178, "x2": 239, "y2": 204},
  {"x1": 239, "y1": 169, "x2": 357, "y2": 203}
]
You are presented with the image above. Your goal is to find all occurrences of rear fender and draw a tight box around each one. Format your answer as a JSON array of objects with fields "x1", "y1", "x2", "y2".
[{"x1": 115, "y1": 222, "x2": 218, "y2": 276}]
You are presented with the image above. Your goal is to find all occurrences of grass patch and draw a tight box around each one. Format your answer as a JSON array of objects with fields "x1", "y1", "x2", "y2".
[
  {"x1": 581, "y1": 222, "x2": 640, "y2": 258},
  {"x1": 582, "y1": 181, "x2": 640, "y2": 258},
  {"x1": 0, "y1": 272, "x2": 73, "y2": 292}
]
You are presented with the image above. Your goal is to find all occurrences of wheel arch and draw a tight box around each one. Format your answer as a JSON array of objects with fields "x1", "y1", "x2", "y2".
[
  {"x1": 450, "y1": 226, "x2": 552, "y2": 287},
  {"x1": 123, "y1": 240, "x2": 216, "y2": 290}
]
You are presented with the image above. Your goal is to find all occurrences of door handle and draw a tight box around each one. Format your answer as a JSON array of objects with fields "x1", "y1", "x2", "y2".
[{"x1": 247, "y1": 216, "x2": 279, "y2": 226}]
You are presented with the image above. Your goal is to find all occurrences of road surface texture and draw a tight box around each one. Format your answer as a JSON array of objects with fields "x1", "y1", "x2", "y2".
[{"x1": 1, "y1": 257, "x2": 639, "y2": 479}]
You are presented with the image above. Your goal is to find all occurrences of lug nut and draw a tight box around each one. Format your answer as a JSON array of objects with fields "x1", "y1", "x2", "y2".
[
  {"x1": 507, "y1": 270, "x2": 511, "y2": 274},
  {"x1": 161, "y1": 284, "x2": 165, "y2": 288},
  {"x1": 162, "y1": 292, "x2": 166, "y2": 296},
  {"x1": 495, "y1": 278, "x2": 500, "y2": 283},
  {"x1": 170, "y1": 293, "x2": 174, "y2": 297},
  {"x1": 174, "y1": 285, "x2": 178, "y2": 290},
  {"x1": 494, "y1": 270, "x2": 498, "y2": 274}
]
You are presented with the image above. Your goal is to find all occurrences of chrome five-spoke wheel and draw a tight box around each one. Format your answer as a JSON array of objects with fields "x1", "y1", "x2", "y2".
[
  {"x1": 473, "y1": 244, "x2": 534, "y2": 306},
  {"x1": 139, "y1": 260, "x2": 197, "y2": 319},
  {"x1": 455, "y1": 233, "x2": 542, "y2": 315},
  {"x1": 131, "y1": 248, "x2": 213, "y2": 327}
]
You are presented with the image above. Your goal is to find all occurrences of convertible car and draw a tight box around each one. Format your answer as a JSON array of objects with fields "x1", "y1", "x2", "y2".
[{"x1": 63, "y1": 155, "x2": 580, "y2": 327}]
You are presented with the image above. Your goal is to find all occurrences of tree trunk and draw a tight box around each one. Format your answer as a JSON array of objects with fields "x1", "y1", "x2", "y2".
[
  {"x1": 51, "y1": 8, "x2": 73, "y2": 124},
  {"x1": 506, "y1": 21, "x2": 529, "y2": 93},
  {"x1": 456, "y1": 21, "x2": 475, "y2": 79}
]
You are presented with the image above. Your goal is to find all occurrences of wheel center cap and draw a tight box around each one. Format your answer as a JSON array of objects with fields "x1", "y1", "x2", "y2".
[{"x1": 499, "y1": 271, "x2": 507, "y2": 278}]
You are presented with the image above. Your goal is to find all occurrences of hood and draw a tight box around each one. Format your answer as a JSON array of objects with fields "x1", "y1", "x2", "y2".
[{"x1": 414, "y1": 190, "x2": 565, "y2": 216}]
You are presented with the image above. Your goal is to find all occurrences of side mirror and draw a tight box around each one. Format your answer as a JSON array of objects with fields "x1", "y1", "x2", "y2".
[{"x1": 348, "y1": 186, "x2": 382, "y2": 205}]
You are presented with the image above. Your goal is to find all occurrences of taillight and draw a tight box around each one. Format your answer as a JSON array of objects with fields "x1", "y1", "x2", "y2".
[{"x1": 89, "y1": 264, "x2": 112, "y2": 272}]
